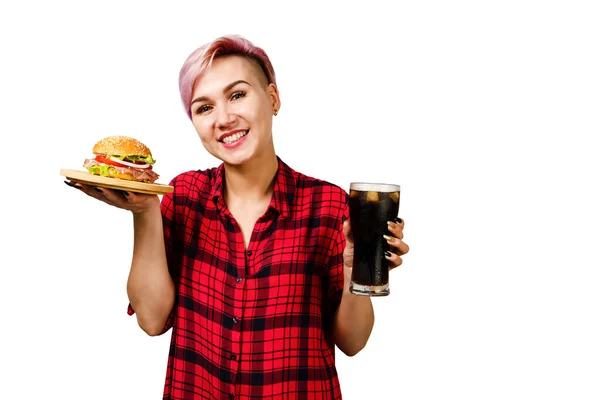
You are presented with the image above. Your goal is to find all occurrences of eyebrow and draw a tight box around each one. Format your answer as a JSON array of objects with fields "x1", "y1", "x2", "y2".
[{"x1": 190, "y1": 80, "x2": 251, "y2": 105}]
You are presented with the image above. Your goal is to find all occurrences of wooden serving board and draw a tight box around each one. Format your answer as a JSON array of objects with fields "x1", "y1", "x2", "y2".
[{"x1": 60, "y1": 169, "x2": 174, "y2": 195}]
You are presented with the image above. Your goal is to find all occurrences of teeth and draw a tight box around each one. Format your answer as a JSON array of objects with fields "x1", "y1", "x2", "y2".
[{"x1": 222, "y1": 130, "x2": 248, "y2": 144}]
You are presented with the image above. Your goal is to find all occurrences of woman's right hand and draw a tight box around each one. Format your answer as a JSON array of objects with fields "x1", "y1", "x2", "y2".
[{"x1": 64, "y1": 180, "x2": 159, "y2": 215}]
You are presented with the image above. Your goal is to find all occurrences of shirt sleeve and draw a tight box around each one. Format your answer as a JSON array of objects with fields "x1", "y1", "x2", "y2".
[
  {"x1": 127, "y1": 179, "x2": 180, "y2": 335},
  {"x1": 325, "y1": 193, "x2": 350, "y2": 313}
]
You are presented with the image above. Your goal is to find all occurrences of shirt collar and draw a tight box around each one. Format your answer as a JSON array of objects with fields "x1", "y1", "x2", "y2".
[{"x1": 211, "y1": 156, "x2": 296, "y2": 219}]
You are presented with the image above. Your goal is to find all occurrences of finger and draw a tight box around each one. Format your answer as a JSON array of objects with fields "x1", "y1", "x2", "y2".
[
  {"x1": 64, "y1": 180, "x2": 82, "y2": 190},
  {"x1": 342, "y1": 219, "x2": 354, "y2": 244},
  {"x1": 385, "y1": 250, "x2": 403, "y2": 269},
  {"x1": 387, "y1": 217, "x2": 404, "y2": 235},
  {"x1": 96, "y1": 187, "x2": 132, "y2": 205},
  {"x1": 383, "y1": 235, "x2": 410, "y2": 255},
  {"x1": 74, "y1": 182, "x2": 108, "y2": 200},
  {"x1": 75, "y1": 184, "x2": 122, "y2": 207}
]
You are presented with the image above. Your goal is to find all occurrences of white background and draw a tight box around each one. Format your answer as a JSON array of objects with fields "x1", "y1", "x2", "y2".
[{"x1": 1, "y1": 0, "x2": 599, "y2": 399}]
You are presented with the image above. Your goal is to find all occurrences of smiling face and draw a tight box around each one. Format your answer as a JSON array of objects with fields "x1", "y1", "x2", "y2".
[{"x1": 189, "y1": 55, "x2": 280, "y2": 166}]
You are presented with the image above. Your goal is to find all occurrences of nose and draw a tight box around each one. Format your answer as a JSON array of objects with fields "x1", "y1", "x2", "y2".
[{"x1": 215, "y1": 104, "x2": 236, "y2": 129}]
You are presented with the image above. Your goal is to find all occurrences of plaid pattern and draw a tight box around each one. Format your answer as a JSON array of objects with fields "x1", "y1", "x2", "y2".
[{"x1": 128, "y1": 157, "x2": 349, "y2": 399}]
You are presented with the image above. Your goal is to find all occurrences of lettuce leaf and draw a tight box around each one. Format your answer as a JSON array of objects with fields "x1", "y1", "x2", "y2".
[
  {"x1": 86, "y1": 164, "x2": 118, "y2": 177},
  {"x1": 109, "y1": 154, "x2": 156, "y2": 164}
]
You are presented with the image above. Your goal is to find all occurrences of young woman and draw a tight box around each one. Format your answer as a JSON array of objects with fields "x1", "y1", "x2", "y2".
[{"x1": 66, "y1": 35, "x2": 409, "y2": 400}]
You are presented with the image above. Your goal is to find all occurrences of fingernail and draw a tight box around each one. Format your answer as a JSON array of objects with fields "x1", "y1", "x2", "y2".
[
  {"x1": 387, "y1": 221, "x2": 397, "y2": 229},
  {"x1": 385, "y1": 251, "x2": 392, "y2": 257},
  {"x1": 395, "y1": 217, "x2": 403, "y2": 224},
  {"x1": 383, "y1": 234, "x2": 394, "y2": 242},
  {"x1": 64, "y1": 181, "x2": 81, "y2": 190}
]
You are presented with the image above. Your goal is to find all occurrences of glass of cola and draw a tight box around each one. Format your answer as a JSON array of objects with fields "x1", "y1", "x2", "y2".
[{"x1": 348, "y1": 182, "x2": 400, "y2": 296}]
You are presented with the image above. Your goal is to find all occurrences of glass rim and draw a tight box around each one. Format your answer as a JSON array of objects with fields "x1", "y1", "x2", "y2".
[{"x1": 350, "y1": 182, "x2": 400, "y2": 192}]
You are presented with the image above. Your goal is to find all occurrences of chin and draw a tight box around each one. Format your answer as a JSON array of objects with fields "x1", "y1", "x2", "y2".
[{"x1": 217, "y1": 149, "x2": 255, "y2": 167}]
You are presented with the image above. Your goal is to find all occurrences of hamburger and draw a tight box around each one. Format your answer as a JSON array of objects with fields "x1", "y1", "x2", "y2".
[{"x1": 83, "y1": 136, "x2": 160, "y2": 183}]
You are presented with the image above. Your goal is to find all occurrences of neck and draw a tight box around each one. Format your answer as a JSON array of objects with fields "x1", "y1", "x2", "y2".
[{"x1": 223, "y1": 151, "x2": 279, "y2": 204}]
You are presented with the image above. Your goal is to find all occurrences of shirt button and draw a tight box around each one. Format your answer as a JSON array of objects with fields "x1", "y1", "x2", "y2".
[
  {"x1": 229, "y1": 395, "x2": 235, "y2": 400},
  {"x1": 236, "y1": 277, "x2": 243, "y2": 284},
  {"x1": 230, "y1": 354, "x2": 237, "y2": 360},
  {"x1": 232, "y1": 317, "x2": 239, "y2": 324},
  {"x1": 246, "y1": 250, "x2": 252, "y2": 256}
]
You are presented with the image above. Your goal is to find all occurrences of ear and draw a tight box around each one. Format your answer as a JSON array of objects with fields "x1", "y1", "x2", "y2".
[{"x1": 267, "y1": 83, "x2": 281, "y2": 114}]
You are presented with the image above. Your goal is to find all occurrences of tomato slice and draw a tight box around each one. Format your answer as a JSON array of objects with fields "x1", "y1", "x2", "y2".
[{"x1": 95, "y1": 155, "x2": 124, "y2": 167}]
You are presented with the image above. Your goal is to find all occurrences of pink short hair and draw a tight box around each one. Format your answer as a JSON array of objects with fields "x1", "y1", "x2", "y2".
[{"x1": 179, "y1": 35, "x2": 277, "y2": 119}]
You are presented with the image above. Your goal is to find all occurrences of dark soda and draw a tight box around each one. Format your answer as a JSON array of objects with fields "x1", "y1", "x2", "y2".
[{"x1": 349, "y1": 184, "x2": 400, "y2": 295}]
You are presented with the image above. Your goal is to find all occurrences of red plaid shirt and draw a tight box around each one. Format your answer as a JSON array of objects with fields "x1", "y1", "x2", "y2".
[{"x1": 128, "y1": 157, "x2": 349, "y2": 399}]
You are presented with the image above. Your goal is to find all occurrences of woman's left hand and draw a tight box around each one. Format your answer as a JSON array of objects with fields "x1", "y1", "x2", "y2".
[{"x1": 383, "y1": 218, "x2": 410, "y2": 270}]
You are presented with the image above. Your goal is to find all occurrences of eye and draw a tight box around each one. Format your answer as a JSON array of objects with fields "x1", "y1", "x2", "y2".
[
  {"x1": 194, "y1": 104, "x2": 212, "y2": 115},
  {"x1": 231, "y1": 91, "x2": 246, "y2": 101}
]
